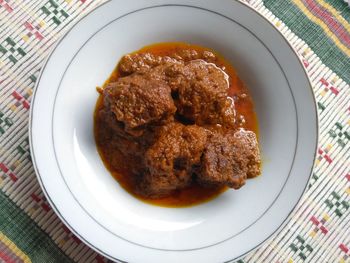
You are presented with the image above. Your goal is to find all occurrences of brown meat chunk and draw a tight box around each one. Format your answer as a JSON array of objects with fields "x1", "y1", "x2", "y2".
[
  {"x1": 202, "y1": 51, "x2": 217, "y2": 63},
  {"x1": 119, "y1": 54, "x2": 186, "y2": 93},
  {"x1": 118, "y1": 53, "x2": 184, "y2": 76},
  {"x1": 119, "y1": 50, "x2": 217, "y2": 76},
  {"x1": 234, "y1": 129, "x2": 261, "y2": 178},
  {"x1": 118, "y1": 50, "x2": 217, "y2": 83},
  {"x1": 98, "y1": 109, "x2": 131, "y2": 137},
  {"x1": 172, "y1": 49, "x2": 217, "y2": 63},
  {"x1": 103, "y1": 73, "x2": 176, "y2": 136},
  {"x1": 139, "y1": 123, "x2": 208, "y2": 197},
  {"x1": 198, "y1": 129, "x2": 260, "y2": 189},
  {"x1": 172, "y1": 49, "x2": 200, "y2": 61},
  {"x1": 175, "y1": 60, "x2": 235, "y2": 126},
  {"x1": 118, "y1": 53, "x2": 162, "y2": 75}
]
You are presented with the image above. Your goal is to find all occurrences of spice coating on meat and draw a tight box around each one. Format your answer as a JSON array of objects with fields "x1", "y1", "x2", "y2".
[
  {"x1": 139, "y1": 123, "x2": 207, "y2": 197},
  {"x1": 175, "y1": 60, "x2": 235, "y2": 127},
  {"x1": 198, "y1": 129, "x2": 261, "y2": 189},
  {"x1": 103, "y1": 73, "x2": 176, "y2": 136},
  {"x1": 118, "y1": 49, "x2": 218, "y2": 76},
  {"x1": 119, "y1": 53, "x2": 162, "y2": 75}
]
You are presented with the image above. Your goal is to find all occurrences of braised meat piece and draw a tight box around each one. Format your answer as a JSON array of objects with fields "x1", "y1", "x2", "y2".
[
  {"x1": 172, "y1": 49, "x2": 217, "y2": 63},
  {"x1": 172, "y1": 49, "x2": 200, "y2": 61},
  {"x1": 98, "y1": 109, "x2": 129, "y2": 137},
  {"x1": 175, "y1": 60, "x2": 235, "y2": 127},
  {"x1": 103, "y1": 73, "x2": 176, "y2": 136},
  {"x1": 118, "y1": 53, "x2": 162, "y2": 75},
  {"x1": 119, "y1": 54, "x2": 186, "y2": 93},
  {"x1": 198, "y1": 129, "x2": 261, "y2": 188},
  {"x1": 118, "y1": 53, "x2": 183, "y2": 77},
  {"x1": 139, "y1": 123, "x2": 208, "y2": 197},
  {"x1": 118, "y1": 50, "x2": 217, "y2": 76}
]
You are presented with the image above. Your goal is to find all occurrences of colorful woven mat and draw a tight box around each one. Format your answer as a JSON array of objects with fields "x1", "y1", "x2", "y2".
[{"x1": 0, "y1": 0, "x2": 349, "y2": 262}]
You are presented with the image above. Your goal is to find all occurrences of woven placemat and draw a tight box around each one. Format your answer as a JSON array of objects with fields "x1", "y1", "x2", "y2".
[{"x1": 0, "y1": 0, "x2": 349, "y2": 262}]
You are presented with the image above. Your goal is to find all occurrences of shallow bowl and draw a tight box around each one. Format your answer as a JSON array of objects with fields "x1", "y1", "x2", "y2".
[{"x1": 30, "y1": 0, "x2": 318, "y2": 262}]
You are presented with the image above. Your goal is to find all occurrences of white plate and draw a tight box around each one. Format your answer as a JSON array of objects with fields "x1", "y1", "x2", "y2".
[{"x1": 29, "y1": 0, "x2": 318, "y2": 262}]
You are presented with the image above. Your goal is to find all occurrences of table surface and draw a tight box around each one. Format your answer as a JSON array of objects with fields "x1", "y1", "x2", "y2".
[{"x1": 0, "y1": 0, "x2": 349, "y2": 262}]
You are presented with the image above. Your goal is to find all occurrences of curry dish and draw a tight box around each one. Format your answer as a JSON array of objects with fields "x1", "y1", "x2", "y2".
[{"x1": 94, "y1": 42, "x2": 261, "y2": 207}]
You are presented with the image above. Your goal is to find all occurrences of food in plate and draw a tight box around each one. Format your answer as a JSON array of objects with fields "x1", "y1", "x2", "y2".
[{"x1": 94, "y1": 42, "x2": 261, "y2": 207}]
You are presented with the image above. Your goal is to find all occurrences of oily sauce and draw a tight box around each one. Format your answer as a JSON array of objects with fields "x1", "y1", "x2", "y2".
[{"x1": 94, "y1": 42, "x2": 258, "y2": 207}]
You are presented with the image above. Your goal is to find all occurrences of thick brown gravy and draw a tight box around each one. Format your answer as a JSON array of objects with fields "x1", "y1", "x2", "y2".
[{"x1": 94, "y1": 42, "x2": 258, "y2": 207}]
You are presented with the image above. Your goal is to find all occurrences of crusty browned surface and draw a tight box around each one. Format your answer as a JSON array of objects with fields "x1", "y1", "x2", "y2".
[
  {"x1": 140, "y1": 123, "x2": 207, "y2": 197},
  {"x1": 119, "y1": 53, "x2": 162, "y2": 75},
  {"x1": 118, "y1": 49, "x2": 217, "y2": 76},
  {"x1": 198, "y1": 129, "x2": 261, "y2": 189},
  {"x1": 175, "y1": 60, "x2": 235, "y2": 127},
  {"x1": 98, "y1": 50, "x2": 261, "y2": 198},
  {"x1": 233, "y1": 129, "x2": 261, "y2": 178},
  {"x1": 103, "y1": 73, "x2": 176, "y2": 135}
]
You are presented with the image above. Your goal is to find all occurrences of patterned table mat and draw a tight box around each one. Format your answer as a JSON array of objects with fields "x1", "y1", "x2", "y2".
[{"x1": 0, "y1": 0, "x2": 349, "y2": 262}]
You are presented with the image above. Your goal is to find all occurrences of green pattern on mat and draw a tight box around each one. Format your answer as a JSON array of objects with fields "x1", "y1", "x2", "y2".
[
  {"x1": 0, "y1": 191, "x2": 72, "y2": 263},
  {"x1": 264, "y1": 0, "x2": 350, "y2": 84}
]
